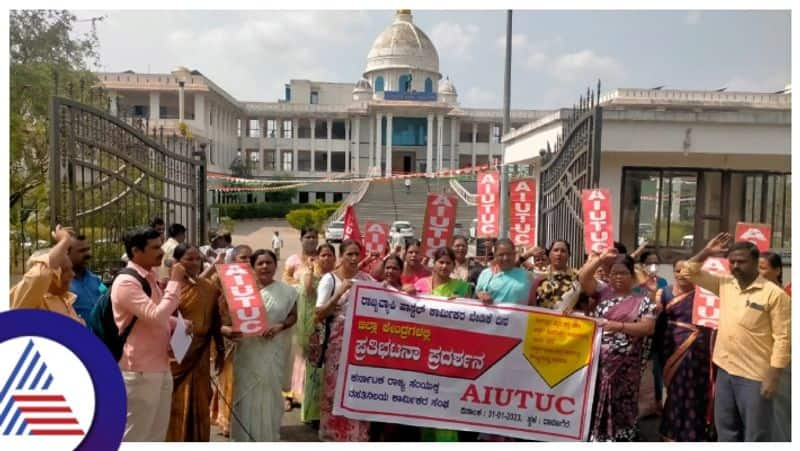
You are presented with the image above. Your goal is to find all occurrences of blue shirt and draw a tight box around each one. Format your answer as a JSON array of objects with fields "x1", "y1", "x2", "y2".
[
  {"x1": 70, "y1": 269, "x2": 108, "y2": 322},
  {"x1": 475, "y1": 266, "x2": 533, "y2": 305}
]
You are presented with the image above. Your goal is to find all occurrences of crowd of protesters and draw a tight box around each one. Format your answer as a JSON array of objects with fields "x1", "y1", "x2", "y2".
[{"x1": 9, "y1": 218, "x2": 791, "y2": 442}]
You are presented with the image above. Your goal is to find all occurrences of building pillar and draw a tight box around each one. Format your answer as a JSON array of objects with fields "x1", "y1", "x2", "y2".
[
  {"x1": 149, "y1": 91, "x2": 159, "y2": 122},
  {"x1": 292, "y1": 118, "x2": 298, "y2": 172},
  {"x1": 178, "y1": 82, "x2": 185, "y2": 122},
  {"x1": 368, "y1": 115, "x2": 374, "y2": 169},
  {"x1": 345, "y1": 119, "x2": 351, "y2": 174},
  {"x1": 471, "y1": 122, "x2": 478, "y2": 167},
  {"x1": 450, "y1": 117, "x2": 457, "y2": 170},
  {"x1": 386, "y1": 114, "x2": 393, "y2": 176},
  {"x1": 437, "y1": 114, "x2": 444, "y2": 172},
  {"x1": 375, "y1": 114, "x2": 383, "y2": 175},
  {"x1": 426, "y1": 114, "x2": 434, "y2": 176},
  {"x1": 354, "y1": 117, "x2": 361, "y2": 175},
  {"x1": 194, "y1": 94, "x2": 205, "y2": 131},
  {"x1": 326, "y1": 119, "x2": 332, "y2": 173},
  {"x1": 310, "y1": 118, "x2": 316, "y2": 172}
]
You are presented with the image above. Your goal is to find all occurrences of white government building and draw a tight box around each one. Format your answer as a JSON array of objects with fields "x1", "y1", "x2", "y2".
[{"x1": 96, "y1": 9, "x2": 791, "y2": 263}]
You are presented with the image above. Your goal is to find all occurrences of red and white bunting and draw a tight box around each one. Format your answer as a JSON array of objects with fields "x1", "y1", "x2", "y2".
[
  {"x1": 218, "y1": 263, "x2": 268, "y2": 336},
  {"x1": 364, "y1": 222, "x2": 390, "y2": 255},
  {"x1": 735, "y1": 222, "x2": 772, "y2": 252},
  {"x1": 581, "y1": 188, "x2": 614, "y2": 255},
  {"x1": 420, "y1": 194, "x2": 458, "y2": 260},
  {"x1": 692, "y1": 257, "x2": 730, "y2": 329},
  {"x1": 509, "y1": 178, "x2": 537, "y2": 247},
  {"x1": 476, "y1": 171, "x2": 500, "y2": 239}
]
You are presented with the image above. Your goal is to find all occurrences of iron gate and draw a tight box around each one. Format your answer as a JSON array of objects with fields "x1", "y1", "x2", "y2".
[
  {"x1": 537, "y1": 82, "x2": 603, "y2": 268},
  {"x1": 49, "y1": 95, "x2": 207, "y2": 278}
]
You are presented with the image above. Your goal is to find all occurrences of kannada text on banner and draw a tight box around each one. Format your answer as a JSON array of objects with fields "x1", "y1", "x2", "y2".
[{"x1": 332, "y1": 281, "x2": 602, "y2": 441}]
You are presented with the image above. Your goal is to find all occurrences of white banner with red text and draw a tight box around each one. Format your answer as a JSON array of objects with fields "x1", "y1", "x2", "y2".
[{"x1": 332, "y1": 281, "x2": 601, "y2": 441}]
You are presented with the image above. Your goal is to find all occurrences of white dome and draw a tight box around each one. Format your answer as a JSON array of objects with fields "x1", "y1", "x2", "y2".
[
  {"x1": 364, "y1": 10, "x2": 440, "y2": 76},
  {"x1": 353, "y1": 78, "x2": 372, "y2": 92}
]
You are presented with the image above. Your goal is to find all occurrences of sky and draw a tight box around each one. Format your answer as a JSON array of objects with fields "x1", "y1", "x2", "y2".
[{"x1": 76, "y1": 9, "x2": 791, "y2": 110}]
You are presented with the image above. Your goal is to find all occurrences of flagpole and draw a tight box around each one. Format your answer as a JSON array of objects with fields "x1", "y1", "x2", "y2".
[{"x1": 499, "y1": 9, "x2": 512, "y2": 239}]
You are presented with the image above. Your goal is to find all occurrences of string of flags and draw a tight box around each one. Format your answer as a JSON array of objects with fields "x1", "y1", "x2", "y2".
[{"x1": 209, "y1": 164, "x2": 491, "y2": 192}]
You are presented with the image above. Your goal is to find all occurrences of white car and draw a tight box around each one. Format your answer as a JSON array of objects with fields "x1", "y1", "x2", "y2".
[
  {"x1": 389, "y1": 221, "x2": 415, "y2": 245},
  {"x1": 325, "y1": 221, "x2": 345, "y2": 243}
]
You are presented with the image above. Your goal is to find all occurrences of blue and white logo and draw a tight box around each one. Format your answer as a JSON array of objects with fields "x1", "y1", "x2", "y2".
[{"x1": 0, "y1": 310, "x2": 126, "y2": 450}]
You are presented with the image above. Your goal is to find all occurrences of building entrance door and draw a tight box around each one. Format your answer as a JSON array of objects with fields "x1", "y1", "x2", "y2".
[{"x1": 403, "y1": 155, "x2": 412, "y2": 173}]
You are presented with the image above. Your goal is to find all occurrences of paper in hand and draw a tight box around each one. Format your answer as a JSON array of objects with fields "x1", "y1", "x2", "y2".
[{"x1": 170, "y1": 311, "x2": 192, "y2": 364}]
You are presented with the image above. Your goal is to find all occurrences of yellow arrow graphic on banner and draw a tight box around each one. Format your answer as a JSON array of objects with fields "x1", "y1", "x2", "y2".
[{"x1": 522, "y1": 312, "x2": 595, "y2": 388}]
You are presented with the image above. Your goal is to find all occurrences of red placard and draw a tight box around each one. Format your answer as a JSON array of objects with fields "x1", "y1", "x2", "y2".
[
  {"x1": 342, "y1": 204, "x2": 364, "y2": 258},
  {"x1": 364, "y1": 222, "x2": 390, "y2": 255},
  {"x1": 420, "y1": 193, "x2": 458, "y2": 260},
  {"x1": 692, "y1": 257, "x2": 730, "y2": 329},
  {"x1": 510, "y1": 178, "x2": 536, "y2": 247},
  {"x1": 581, "y1": 188, "x2": 614, "y2": 255},
  {"x1": 735, "y1": 222, "x2": 772, "y2": 252},
  {"x1": 217, "y1": 263, "x2": 268, "y2": 336},
  {"x1": 477, "y1": 171, "x2": 500, "y2": 238}
]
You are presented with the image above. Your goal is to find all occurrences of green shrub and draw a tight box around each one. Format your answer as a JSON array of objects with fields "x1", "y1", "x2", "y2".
[
  {"x1": 286, "y1": 209, "x2": 317, "y2": 230},
  {"x1": 210, "y1": 201, "x2": 342, "y2": 222}
]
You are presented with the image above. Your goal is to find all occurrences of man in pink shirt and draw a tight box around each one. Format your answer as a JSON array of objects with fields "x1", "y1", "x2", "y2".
[{"x1": 112, "y1": 226, "x2": 186, "y2": 442}]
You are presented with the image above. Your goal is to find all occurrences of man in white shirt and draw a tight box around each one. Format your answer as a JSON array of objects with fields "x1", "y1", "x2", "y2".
[{"x1": 272, "y1": 231, "x2": 284, "y2": 260}]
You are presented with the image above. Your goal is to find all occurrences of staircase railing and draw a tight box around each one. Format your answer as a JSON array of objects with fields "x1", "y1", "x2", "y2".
[
  {"x1": 327, "y1": 166, "x2": 379, "y2": 225},
  {"x1": 449, "y1": 178, "x2": 478, "y2": 206}
]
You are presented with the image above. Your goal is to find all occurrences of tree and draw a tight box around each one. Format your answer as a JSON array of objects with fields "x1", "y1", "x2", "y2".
[{"x1": 10, "y1": 10, "x2": 104, "y2": 210}]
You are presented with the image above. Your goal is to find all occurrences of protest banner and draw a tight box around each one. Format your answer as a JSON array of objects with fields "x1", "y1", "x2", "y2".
[
  {"x1": 510, "y1": 178, "x2": 537, "y2": 247},
  {"x1": 342, "y1": 204, "x2": 364, "y2": 258},
  {"x1": 333, "y1": 281, "x2": 601, "y2": 441},
  {"x1": 692, "y1": 257, "x2": 731, "y2": 329},
  {"x1": 420, "y1": 194, "x2": 458, "y2": 260},
  {"x1": 364, "y1": 222, "x2": 390, "y2": 255},
  {"x1": 581, "y1": 188, "x2": 613, "y2": 255},
  {"x1": 217, "y1": 263, "x2": 268, "y2": 336},
  {"x1": 735, "y1": 222, "x2": 772, "y2": 252},
  {"x1": 477, "y1": 171, "x2": 500, "y2": 238}
]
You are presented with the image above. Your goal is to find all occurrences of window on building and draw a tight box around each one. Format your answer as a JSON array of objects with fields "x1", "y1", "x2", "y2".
[
  {"x1": 208, "y1": 143, "x2": 215, "y2": 165},
  {"x1": 310, "y1": 91, "x2": 319, "y2": 104},
  {"x1": 332, "y1": 121, "x2": 346, "y2": 140},
  {"x1": 266, "y1": 120, "x2": 278, "y2": 138},
  {"x1": 263, "y1": 149, "x2": 276, "y2": 170},
  {"x1": 383, "y1": 117, "x2": 427, "y2": 146},
  {"x1": 298, "y1": 151, "x2": 311, "y2": 171},
  {"x1": 209, "y1": 108, "x2": 213, "y2": 126},
  {"x1": 375, "y1": 76, "x2": 384, "y2": 92},
  {"x1": 298, "y1": 120, "x2": 311, "y2": 139},
  {"x1": 491, "y1": 125, "x2": 501, "y2": 144},
  {"x1": 399, "y1": 74, "x2": 412, "y2": 92},
  {"x1": 248, "y1": 119, "x2": 260, "y2": 138},
  {"x1": 285, "y1": 84, "x2": 291, "y2": 101},
  {"x1": 331, "y1": 152, "x2": 346, "y2": 172},
  {"x1": 425, "y1": 78, "x2": 433, "y2": 94},
  {"x1": 282, "y1": 119, "x2": 293, "y2": 139},
  {"x1": 247, "y1": 149, "x2": 260, "y2": 164},
  {"x1": 314, "y1": 120, "x2": 327, "y2": 138},
  {"x1": 333, "y1": 192, "x2": 344, "y2": 202},
  {"x1": 282, "y1": 150, "x2": 293, "y2": 172},
  {"x1": 299, "y1": 191, "x2": 309, "y2": 203},
  {"x1": 237, "y1": 119, "x2": 242, "y2": 137},
  {"x1": 314, "y1": 152, "x2": 327, "y2": 172},
  {"x1": 316, "y1": 192, "x2": 325, "y2": 202},
  {"x1": 620, "y1": 168, "x2": 792, "y2": 262},
  {"x1": 159, "y1": 106, "x2": 167, "y2": 119},
  {"x1": 133, "y1": 105, "x2": 148, "y2": 117}
]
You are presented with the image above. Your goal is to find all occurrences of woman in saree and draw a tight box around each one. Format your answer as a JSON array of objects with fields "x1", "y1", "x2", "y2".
[
  {"x1": 411, "y1": 246, "x2": 470, "y2": 442},
  {"x1": 657, "y1": 260, "x2": 714, "y2": 441},
  {"x1": 211, "y1": 245, "x2": 251, "y2": 437},
  {"x1": 531, "y1": 240, "x2": 579, "y2": 310},
  {"x1": 296, "y1": 243, "x2": 337, "y2": 425},
  {"x1": 230, "y1": 249, "x2": 298, "y2": 442},
  {"x1": 579, "y1": 249, "x2": 657, "y2": 441},
  {"x1": 400, "y1": 239, "x2": 431, "y2": 290},
  {"x1": 315, "y1": 239, "x2": 373, "y2": 441},
  {"x1": 165, "y1": 244, "x2": 225, "y2": 442}
]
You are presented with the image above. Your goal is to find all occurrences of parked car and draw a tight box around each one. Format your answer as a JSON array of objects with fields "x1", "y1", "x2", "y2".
[
  {"x1": 680, "y1": 234, "x2": 694, "y2": 249},
  {"x1": 389, "y1": 221, "x2": 415, "y2": 245},
  {"x1": 325, "y1": 221, "x2": 345, "y2": 243}
]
